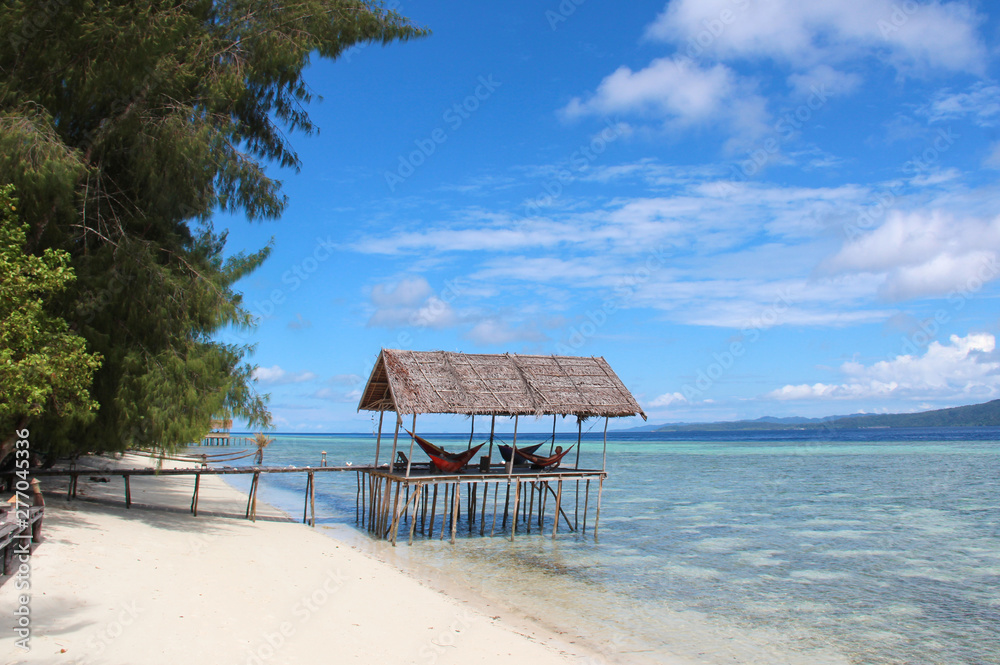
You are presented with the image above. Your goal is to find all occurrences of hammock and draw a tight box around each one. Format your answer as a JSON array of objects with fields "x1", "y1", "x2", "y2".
[
  {"x1": 406, "y1": 431, "x2": 485, "y2": 473},
  {"x1": 517, "y1": 445, "x2": 574, "y2": 469},
  {"x1": 497, "y1": 443, "x2": 544, "y2": 465}
]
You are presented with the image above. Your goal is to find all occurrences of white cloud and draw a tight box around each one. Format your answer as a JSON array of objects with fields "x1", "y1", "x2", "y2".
[
  {"x1": 645, "y1": 0, "x2": 985, "y2": 73},
  {"x1": 986, "y1": 142, "x2": 1000, "y2": 169},
  {"x1": 824, "y1": 210, "x2": 1000, "y2": 300},
  {"x1": 464, "y1": 319, "x2": 547, "y2": 346},
  {"x1": 650, "y1": 392, "x2": 688, "y2": 407},
  {"x1": 787, "y1": 65, "x2": 862, "y2": 98},
  {"x1": 312, "y1": 388, "x2": 362, "y2": 403},
  {"x1": 921, "y1": 83, "x2": 1000, "y2": 126},
  {"x1": 768, "y1": 333, "x2": 1000, "y2": 401},
  {"x1": 562, "y1": 56, "x2": 769, "y2": 140},
  {"x1": 367, "y1": 277, "x2": 459, "y2": 329},
  {"x1": 253, "y1": 365, "x2": 319, "y2": 385}
]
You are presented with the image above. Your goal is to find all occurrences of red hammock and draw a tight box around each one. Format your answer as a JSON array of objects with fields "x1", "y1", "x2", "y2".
[{"x1": 406, "y1": 430, "x2": 485, "y2": 473}]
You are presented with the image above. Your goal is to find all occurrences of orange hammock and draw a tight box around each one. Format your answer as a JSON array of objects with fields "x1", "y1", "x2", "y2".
[{"x1": 406, "y1": 430, "x2": 485, "y2": 473}]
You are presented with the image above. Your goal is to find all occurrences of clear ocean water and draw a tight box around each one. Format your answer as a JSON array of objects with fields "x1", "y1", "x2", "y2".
[{"x1": 194, "y1": 428, "x2": 1000, "y2": 664}]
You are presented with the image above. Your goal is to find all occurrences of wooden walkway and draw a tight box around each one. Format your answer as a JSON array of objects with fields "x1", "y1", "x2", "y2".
[{"x1": 5, "y1": 465, "x2": 367, "y2": 526}]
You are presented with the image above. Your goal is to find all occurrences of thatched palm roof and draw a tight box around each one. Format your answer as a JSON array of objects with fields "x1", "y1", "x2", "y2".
[{"x1": 357, "y1": 349, "x2": 646, "y2": 420}]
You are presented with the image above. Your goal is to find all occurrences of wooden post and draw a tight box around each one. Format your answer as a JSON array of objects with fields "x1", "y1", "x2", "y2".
[
  {"x1": 491, "y1": 481, "x2": 501, "y2": 537},
  {"x1": 450, "y1": 482, "x2": 460, "y2": 544},
  {"x1": 527, "y1": 481, "x2": 535, "y2": 533},
  {"x1": 510, "y1": 479, "x2": 521, "y2": 541},
  {"x1": 502, "y1": 481, "x2": 511, "y2": 528},
  {"x1": 549, "y1": 414, "x2": 557, "y2": 455},
  {"x1": 440, "y1": 483, "x2": 449, "y2": 539},
  {"x1": 388, "y1": 415, "x2": 401, "y2": 474},
  {"x1": 191, "y1": 473, "x2": 200, "y2": 516},
  {"x1": 488, "y1": 415, "x2": 496, "y2": 463},
  {"x1": 124, "y1": 475, "x2": 131, "y2": 509},
  {"x1": 389, "y1": 479, "x2": 401, "y2": 538},
  {"x1": 553, "y1": 479, "x2": 563, "y2": 537},
  {"x1": 309, "y1": 471, "x2": 316, "y2": 527},
  {"x1": 303, "y1": 472, "x2": 312, "y2": 524},
  {"x1": 374, "y1": 411, "x2": 384, "y2": 468},
  {"x1": 594, "y1": 475, "x2": 605, "y2": 540},
  {"x1": 408, "y1": 484, "x2": 423, "y2": 545},
  {"x1": 429, "y1": 483, "x2": 438, "y2": 537},
  {"x1": 582, "y1": 478, "x2": 591, "y2": 533},
  {"x1": 506, "y1": 415, "x2": 519, "y2": 475},
  {"x1": 480, "y1": 482, "x2": 489, "y2": 536},
  {"x1": 602, "y1": 417, "x2": 609, "y2": 471},
  {"x1": 468, "y1": 414, "x2": 475, "y2": 450},
  {"x1": 405, "y1": 414, "x2": 416, "y2": 477}
]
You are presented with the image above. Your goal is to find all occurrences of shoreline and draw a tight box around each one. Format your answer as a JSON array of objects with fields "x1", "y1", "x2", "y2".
[{"x1": 0, "y1": 453, "x2": 641, "y2": 665}]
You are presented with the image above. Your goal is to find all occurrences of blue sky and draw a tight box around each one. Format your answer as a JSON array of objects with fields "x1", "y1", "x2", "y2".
[{"x1": 220, "y1": 0, "x2": 1000, "y2": 432}]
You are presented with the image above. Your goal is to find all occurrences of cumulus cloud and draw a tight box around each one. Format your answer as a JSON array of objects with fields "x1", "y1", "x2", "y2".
[
  {"x1": 644, "y1": 0, "x2": 985, "y2": 73},
  {"x1": 650, "y1": 392, "x2": 688, "y2": 407},
  {"x1": 253, "y1": 365, "x2": 319, "y2": 385},
  {"x1": 824, "y1": 210, "x2": 1000, "y2": 300},
  {"x1": 768, "y1": 333, "x2": 1000, "y2": 401},
  {"x1": 367, "y1": 277, "x2": 459, "y2": 329},
  {"x1": 562, "y1": 56, "x2": 769, "y2": 139}
]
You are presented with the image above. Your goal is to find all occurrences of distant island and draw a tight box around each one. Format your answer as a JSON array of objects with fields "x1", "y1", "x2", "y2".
[{"x1": 644, "y1": 399, "x2": 1000, "y2": 432}]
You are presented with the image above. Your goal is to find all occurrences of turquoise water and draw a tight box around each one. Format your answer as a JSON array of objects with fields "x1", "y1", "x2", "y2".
[{"x1": 196, "y1": 429, "x2": 1000, "y2": 664}]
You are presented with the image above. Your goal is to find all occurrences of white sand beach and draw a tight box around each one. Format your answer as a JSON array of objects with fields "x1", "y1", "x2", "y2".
[{"x1": 0, "y1": 454, "x2": 642, "y2": 665}]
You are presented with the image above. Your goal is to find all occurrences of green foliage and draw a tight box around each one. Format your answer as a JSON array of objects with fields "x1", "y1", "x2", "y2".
[
  {"x1": 0, "y1": 1, "x2": 427, "y2": 456},
  {"x1": 0, "y1": 185, "x2": 101, "y2": 437}
]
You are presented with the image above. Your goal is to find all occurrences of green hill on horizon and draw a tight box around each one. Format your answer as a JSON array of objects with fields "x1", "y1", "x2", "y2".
[{"x1": 654, "y1": 399, "x2": 1000, "y2": 432}]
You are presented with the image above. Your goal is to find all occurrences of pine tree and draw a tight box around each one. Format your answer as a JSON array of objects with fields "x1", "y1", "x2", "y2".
[{"x1": 0, "y1": 1, "x2": 427, "y2": 457}]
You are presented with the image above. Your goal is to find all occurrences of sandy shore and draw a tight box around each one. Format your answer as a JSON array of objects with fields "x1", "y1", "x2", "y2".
[{"x1": 0, "y1": 454, "x2": 610, "y2": 665}]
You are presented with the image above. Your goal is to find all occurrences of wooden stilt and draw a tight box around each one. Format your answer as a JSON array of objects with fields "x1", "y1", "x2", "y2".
[
  {"x1": 553, "y1": 479, "x2": 563, "y2": 537},
  {"x1": 191, "y1": 473, "x2": 200, "y2": 516},
  {"x1": 408, "y1": 484, "x2": 423, "y2": 545},
  {"x1": 527, "y1": 481, "x2": 534, "y2": 533},
  {"x1": 469, "y1": 483, "x2": 477, "y2": 532},
  {"x1": 450, "y1": 482, "x2": 460, "y2": 544},
  {"x1": 440, "y1": 483, "x2": 449, "y2": 540},
  {"x1": 389, "y1": 479, "x2": 401, "y2": 538},
  {"x1": 594, "y1": 475, "x2": 605, "y2": 540},
  {"x1": 480, "y1": 482, "x2": 489, "y2": 536},
  {"x1": 502, "y1": 481, "x2": 511, "y2": 528},
  {"x1": 510, "y1": 479, "x2": 521, "y2": 541},
  {"x1": 583, "y1": 479, "x2": 591, "y2": 533},
  {"x1": 429, "y1": 483, "x2": 439, "y2": 537},
  {"x1": 309, "y1": 471, "x2": 316, "y2": 527},
  {"x1": 355, "y1": 470, "x2": 361, "y2": 523},
  {"x1": 303, "y1": 472, "x2": 312, "y2": 524},
  {"x1": 491, "y1": 481, "x2": 502, "y2": 537}
]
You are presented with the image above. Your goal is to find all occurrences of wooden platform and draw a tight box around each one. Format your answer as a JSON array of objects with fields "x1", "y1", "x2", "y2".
[{"x1": 358, "y1": 464, "x2": 607, "y2": 545}]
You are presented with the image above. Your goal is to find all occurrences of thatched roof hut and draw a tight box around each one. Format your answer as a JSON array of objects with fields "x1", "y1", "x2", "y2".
[{"x1": 357, "y1": 349, "x2": 646, "y2": 420}]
